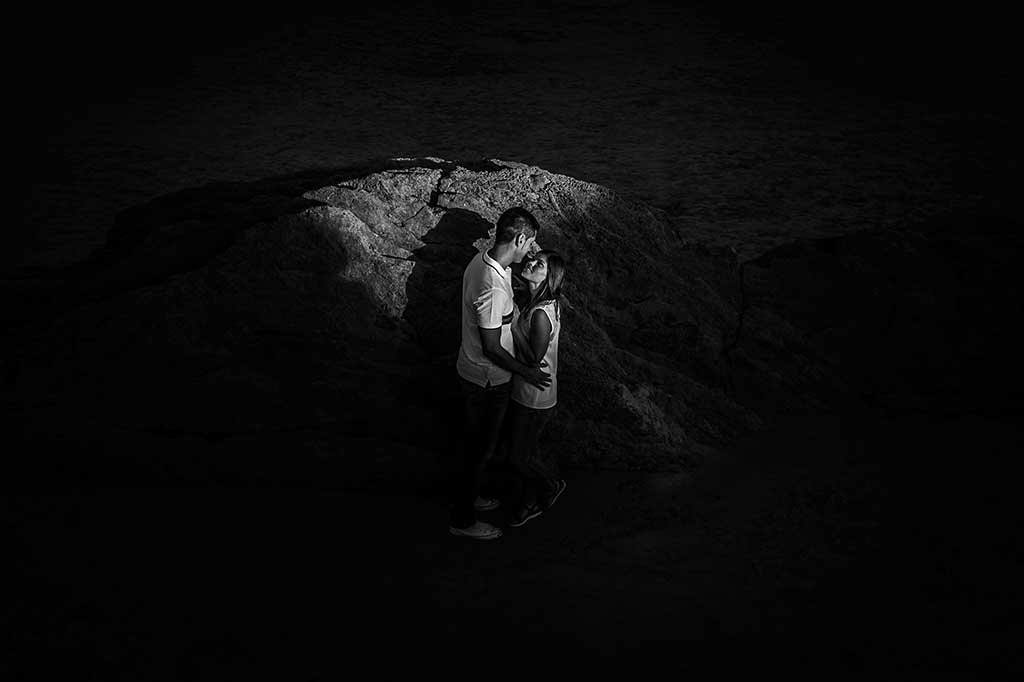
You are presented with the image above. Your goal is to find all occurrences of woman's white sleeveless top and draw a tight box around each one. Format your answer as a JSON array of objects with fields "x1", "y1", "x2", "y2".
[{"x1": 512, "y1": 300, "x2": 559, "y2": 409}]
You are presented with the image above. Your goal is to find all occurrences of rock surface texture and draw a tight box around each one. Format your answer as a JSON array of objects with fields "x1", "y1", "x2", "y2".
[{"x1": 6, "y1": 158, "x2": 1020, "y2": 481}]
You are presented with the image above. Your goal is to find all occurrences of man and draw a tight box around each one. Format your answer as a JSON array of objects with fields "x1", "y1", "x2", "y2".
[{"x1": 449, "y1": 207, "x2": 551, "y2": 540}]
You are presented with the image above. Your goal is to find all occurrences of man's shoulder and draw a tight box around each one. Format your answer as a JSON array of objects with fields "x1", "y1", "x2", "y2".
[
  {"x1": 461, "y1": 253, "x2": 482, "y2": 281},
  {"x1": 463, "y1": 252, "x2": 485, "y2": 273},
  {"x1": 464, "y1": 253, "x2": 506, "y2": 288}
]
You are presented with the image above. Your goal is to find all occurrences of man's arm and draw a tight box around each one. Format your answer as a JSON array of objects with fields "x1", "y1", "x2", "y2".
[{"x1": 479, "y1": 327, "x2": 550, "y2": 389}]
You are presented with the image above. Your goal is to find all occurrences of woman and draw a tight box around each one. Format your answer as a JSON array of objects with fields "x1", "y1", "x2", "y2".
[{"x1": 507, "y1": 250, "x2": 567, "y2": 528}]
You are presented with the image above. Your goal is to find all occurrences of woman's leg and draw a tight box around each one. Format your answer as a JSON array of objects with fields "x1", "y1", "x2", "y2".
[
  {"x1": 508, "y1": 402, "x2": 540, "y2": 509},
  {"x1": 508, "y1": 403, "x2": 559, "y2": 509},
  {"x1": 528, "y1": 406, "x2": 560, "y2": 502}
]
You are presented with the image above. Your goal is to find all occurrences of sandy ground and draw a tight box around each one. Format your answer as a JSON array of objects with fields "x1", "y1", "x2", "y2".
[{"x1": 7, "y1": 408, "x2": 1020, "y2": 676}]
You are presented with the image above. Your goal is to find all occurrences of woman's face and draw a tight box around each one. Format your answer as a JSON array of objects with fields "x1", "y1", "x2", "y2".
[{"x1": 521, "y1": 255, "x2": 548, "y2": 285}]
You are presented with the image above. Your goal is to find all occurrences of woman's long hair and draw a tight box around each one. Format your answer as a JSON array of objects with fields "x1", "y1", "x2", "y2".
[{"x1": 523, "y1": 250, "x2": 565, "y2": 322}]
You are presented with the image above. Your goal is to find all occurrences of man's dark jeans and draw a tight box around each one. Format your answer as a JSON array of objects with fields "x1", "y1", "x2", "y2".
[{"x1": 450, "y1": 377, "x2": 511, "y2": 529}]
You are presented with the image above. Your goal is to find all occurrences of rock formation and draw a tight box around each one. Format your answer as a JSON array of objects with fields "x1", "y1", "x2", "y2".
[{"x1": 5, "y1": 158, "x2": 1020, "y2": 485}]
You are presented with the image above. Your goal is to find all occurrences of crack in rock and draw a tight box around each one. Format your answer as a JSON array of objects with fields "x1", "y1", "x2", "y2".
[
  {"x1": 719, "y1": 259, "x2": 748, "y2": 395},
  {"x1": 428, "y1": 166, "x2": 458, "y2": 208}
]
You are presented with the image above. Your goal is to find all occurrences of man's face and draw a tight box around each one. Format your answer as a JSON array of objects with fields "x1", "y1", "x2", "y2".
[{"x1": 515, "y1": 233, "x2": 540, "y2": 263}]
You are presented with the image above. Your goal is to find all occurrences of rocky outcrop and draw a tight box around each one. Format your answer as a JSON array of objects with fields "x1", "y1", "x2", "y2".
[{"x1": 5, "y1": 158, "x2": 1019, "y2": 481}]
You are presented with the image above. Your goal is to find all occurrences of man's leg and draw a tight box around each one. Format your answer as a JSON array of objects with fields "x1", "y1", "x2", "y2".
[{"x1": 450, "y1": 379, "x2": 510, "y2": 529}]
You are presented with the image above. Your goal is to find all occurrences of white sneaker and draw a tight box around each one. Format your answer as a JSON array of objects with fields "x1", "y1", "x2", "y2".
[{"x1": 449, "y1": 521, "x2": 503, "y2": 540}]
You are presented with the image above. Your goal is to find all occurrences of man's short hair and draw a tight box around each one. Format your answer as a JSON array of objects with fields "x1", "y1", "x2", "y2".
[{"x1": 494, "y1": 207, "x2": 540, "y2": 245}]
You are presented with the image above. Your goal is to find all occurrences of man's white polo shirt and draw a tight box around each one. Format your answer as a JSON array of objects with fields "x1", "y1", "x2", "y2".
[{"x1": 456, "y1": 250, "x2": 515, "y2": 387}]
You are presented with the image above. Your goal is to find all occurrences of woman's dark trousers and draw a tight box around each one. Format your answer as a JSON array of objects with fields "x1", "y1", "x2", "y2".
[{"x1": 507, "y1": 401, "x2": 558, "y2": 510}]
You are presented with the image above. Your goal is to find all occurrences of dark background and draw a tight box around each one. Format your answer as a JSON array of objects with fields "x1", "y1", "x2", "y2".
[
  {"x1": 9, "y1": 1, "x2": 1018, "y2": 266},
  {"x1": 5, "y1": 2, "x2": 1020, "y2": 678}
]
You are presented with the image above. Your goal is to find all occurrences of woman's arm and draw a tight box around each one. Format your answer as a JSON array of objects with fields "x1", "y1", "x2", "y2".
[
  {"x1": 512, "y1": 315, "x2": 538, "y2": 365},
  {"x1": 528, "y1": 307, "x2": 552, "y2": 365}
]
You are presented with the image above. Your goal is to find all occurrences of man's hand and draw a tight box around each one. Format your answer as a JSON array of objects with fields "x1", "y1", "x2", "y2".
[
  {"x1": 523, "y1": 363, "x2": 551, "y2": 390},
  {"x1": 479, "y1": 326, "x2": 550, "y2": 389}
]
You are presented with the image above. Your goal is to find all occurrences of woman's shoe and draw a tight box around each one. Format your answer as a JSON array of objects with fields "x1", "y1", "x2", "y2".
[
  {"x1": 541, "y1": 479, "x2": 566, "y2": 510},
  {"x1": 508, "y1": 504, "x2": 543, "y2": 528}
]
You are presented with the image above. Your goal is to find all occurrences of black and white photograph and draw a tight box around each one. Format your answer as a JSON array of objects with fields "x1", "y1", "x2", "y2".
[{"x1": 5, "y1": 1, "x2": 1020, "y2": 677}]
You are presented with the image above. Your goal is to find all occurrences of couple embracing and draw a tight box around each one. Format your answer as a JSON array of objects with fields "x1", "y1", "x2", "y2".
[{"x1": 449, "y1": 207, "x2": 567, "y2": 540}]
